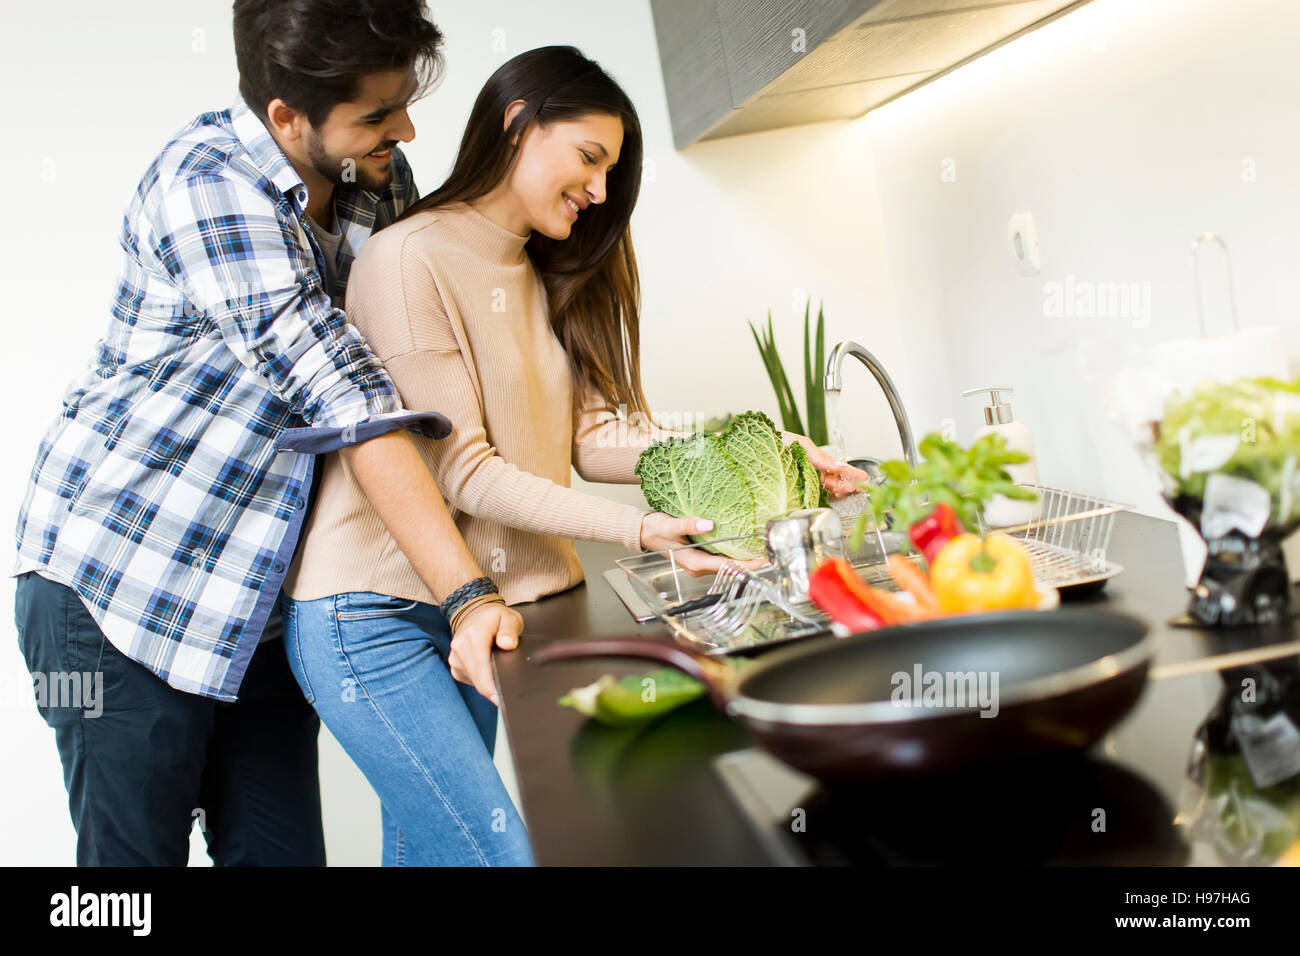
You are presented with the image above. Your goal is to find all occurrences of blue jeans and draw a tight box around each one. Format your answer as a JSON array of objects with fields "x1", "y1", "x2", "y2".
[{"x1": 283, "y1": 591, "x2": 534, "y2": 866}]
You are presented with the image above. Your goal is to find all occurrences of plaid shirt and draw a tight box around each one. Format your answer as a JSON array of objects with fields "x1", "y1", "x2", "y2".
[{"x1": 13, "y1": 96, "x2": 450, "y2": 701}]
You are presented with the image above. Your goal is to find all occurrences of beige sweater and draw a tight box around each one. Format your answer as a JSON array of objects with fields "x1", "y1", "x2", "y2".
[{"x1": 284, "y1": 202, "x2": 665, "y2": 606}]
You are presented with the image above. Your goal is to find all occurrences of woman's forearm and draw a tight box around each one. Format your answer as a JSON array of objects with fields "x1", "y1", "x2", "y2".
[
  {"x1": 448, "y1": 449, "x2": 648, "y2": 551},
  {"x1": 341, "y1": 429, "x2": 486, "y2": 601}
]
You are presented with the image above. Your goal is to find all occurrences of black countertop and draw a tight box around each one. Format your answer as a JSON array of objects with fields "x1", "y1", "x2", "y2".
[{"x1": 493, "y1": 512, "x2": 1300, "y2": 866}]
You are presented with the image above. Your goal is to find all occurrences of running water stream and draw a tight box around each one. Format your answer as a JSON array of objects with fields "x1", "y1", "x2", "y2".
[
  {"x1": 823, "y1": 387, "x2": 875, "y2": 527},
  {"x1": 825, "y1": 388, "x2": 846, "y2": 464}
]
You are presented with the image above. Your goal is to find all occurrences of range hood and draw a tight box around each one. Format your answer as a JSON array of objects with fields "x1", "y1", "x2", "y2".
[{"x1": 650, "y1": 0, "x2": 1091, "y2": 148}]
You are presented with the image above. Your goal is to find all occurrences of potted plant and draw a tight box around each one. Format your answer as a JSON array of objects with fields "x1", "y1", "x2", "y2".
[{"x1": 749, "y1": 299, "x2": 828, "y2": 447}]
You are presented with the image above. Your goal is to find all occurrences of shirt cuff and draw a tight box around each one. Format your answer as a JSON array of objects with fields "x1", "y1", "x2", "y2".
[{"x1": 274, "y1": 409, "x2": 453, "y2": 454}]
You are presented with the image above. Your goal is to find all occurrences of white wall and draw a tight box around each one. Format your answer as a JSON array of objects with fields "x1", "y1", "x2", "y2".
[{"x1": 861, "y1": 0, "x2": 1300, "y2": 520}]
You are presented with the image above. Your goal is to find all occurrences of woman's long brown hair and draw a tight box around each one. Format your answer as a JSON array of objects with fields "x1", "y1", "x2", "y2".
[{"x1": 397, "y1": 45, "x2": 649, "y2": 427}]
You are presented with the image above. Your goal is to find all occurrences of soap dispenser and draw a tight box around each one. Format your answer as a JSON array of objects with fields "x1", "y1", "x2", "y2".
[{"x1": 962, "y1": 386, "x2": 1040, "y2": 528}]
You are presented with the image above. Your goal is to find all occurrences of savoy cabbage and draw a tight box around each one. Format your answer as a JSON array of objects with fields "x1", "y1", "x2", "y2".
[{"x1": 634, "y1": 411, "x2": 827, "y2": 559}]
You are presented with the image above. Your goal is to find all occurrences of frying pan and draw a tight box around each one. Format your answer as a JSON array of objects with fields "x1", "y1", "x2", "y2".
[{"x1": 534, "y1": 609, "x2": 1153, "y2": 781}]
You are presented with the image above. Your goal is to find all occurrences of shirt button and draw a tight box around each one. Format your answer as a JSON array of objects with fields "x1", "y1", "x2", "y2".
[
  {"x1": 295, "y1": 497, "x2": 306, "y2": 510},
  {"x1": 273, "y1": 561, "x2": 285, "y2": 574}
]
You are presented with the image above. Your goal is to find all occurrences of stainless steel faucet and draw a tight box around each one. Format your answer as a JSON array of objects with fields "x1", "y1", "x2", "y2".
[{"x1": 824, "y1": 341, "x2": 918, "y2": 467}]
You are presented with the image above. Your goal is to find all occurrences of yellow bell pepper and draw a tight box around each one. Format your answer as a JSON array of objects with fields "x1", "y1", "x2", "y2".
[{"x1": 929, "y1": 533, "x2": 1040, "y2": 613}]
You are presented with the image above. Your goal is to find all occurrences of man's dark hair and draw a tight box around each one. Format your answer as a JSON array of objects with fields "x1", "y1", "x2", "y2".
[{"x1": 233, "y1": 0, "x2": 444, "y2": 127}]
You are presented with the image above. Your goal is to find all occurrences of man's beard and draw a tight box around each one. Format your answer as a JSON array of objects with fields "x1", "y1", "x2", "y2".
[{"x1": 305, "y1": 130, "x2": 393, "y2": 192}]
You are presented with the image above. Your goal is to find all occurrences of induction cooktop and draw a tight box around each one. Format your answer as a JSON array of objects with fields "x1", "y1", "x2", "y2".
[{"x1": 713, "y1": 747, "x2": 1191, "y2": 866}]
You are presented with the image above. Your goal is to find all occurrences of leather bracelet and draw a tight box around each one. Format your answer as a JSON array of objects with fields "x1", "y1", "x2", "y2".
[
  {"x1": 449, "y1": 593, "x2": 506, "y2": 632},
  {"x1": 441, "y1": 575, "x2": 499, "y2": 622}
]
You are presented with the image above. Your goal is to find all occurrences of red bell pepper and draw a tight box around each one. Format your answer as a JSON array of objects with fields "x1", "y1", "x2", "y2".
[
  {"x1": 908, "y1": 503, "x2": 964, "y2": 566},
  {"x1": 809, "y1": 558, "x2": 885, "y2": 632},
  {"x1": 808, "y1": 557, "x2": 933, "y2": 632},
  {"x1": 830, "y1": 558, "x2": 932, "y2": 624}
]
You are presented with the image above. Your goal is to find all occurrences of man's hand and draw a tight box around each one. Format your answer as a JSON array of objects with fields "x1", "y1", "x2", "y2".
[{"x1": 447, "y1": 602, "x2": 524, "y2": 706}]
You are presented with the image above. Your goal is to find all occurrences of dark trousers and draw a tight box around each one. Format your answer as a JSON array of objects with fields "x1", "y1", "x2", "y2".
[{"x1": 14, "y1": 571, "x2": 326, "y2": 866}]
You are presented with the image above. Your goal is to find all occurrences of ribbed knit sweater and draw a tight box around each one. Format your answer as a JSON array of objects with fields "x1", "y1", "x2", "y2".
[{"x1": 284, "y1": 202, "x2": 660, "y2": 606}]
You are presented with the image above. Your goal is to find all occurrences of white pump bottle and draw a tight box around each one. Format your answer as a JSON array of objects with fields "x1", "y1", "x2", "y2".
[{"x1": 962, "y1": 386, "x2": 1039, "y2": 528}]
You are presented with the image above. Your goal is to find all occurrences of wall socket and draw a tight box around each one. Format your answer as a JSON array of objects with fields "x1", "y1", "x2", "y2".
[{"x1": 1008, "y1": 212, "x2": 1041, "y2": 275}]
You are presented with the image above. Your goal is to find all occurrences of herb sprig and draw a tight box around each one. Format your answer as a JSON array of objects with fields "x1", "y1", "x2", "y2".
[{"x1": 850, "y1": 432, "x2": 1038, "y2": 548}]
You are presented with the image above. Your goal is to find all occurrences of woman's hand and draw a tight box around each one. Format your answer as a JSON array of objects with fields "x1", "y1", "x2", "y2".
[
  {"x1": 447, "y1": 601, "x2": 524, "y2": 706},
  {"x1": 781, "y1": 432, "x2": 872, "y2": 499},
  {"x1": 640, "y1": 512, "x2": 768, "y2": 577}
]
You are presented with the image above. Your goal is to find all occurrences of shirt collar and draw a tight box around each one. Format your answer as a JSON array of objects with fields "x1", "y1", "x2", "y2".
[{"x1": 229, "y1": 94, "x2": 310, "y2": 213}]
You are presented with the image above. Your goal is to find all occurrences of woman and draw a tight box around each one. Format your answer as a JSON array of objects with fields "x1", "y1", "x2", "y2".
[{"x1": 282, "y1": 45, "x2": 863, "y2": 867}]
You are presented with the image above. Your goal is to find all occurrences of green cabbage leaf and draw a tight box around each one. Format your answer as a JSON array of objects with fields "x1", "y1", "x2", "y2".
[{"x1": 635, "y1": 411, "x2": 827, "y2": 558}]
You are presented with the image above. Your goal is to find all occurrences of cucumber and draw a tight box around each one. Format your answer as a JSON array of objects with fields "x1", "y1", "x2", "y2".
[{"x1": 559, "y1": 667, "x2": 708, "y2": 727}]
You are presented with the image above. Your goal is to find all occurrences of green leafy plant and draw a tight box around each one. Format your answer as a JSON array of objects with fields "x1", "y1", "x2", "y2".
[
  {"x1": 635, "y1": 410, "x2": 827, "y2": 559},
  {"x1": 1153, "y1": 376, "x2": 1300, "y2": 525},
  {"x1": 748, "y1": 299, "x2": 827, "y2": 445},
  {"x1": 851, "y1": 432, "x2": 1037, "y2": 549}
]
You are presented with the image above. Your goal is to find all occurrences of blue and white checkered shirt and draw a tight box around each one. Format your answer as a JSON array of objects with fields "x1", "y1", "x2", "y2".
[{"x1": 13, "y1": 95, "x2": 450, "y2": 701}]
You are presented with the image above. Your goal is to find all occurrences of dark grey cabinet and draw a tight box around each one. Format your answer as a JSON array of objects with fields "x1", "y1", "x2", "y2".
[{"x1": 650, "y1": 0, "x2": 1090, "y2": 148}]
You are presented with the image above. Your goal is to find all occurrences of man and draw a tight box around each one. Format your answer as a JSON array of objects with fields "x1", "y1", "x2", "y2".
[{"x1": 13, "y1": 0, "x2": 523, "y2": 866}]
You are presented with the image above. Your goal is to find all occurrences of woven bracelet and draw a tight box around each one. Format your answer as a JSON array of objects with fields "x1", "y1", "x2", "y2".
[
  {"x1": 449, "y1": 593, "x2": 506, "y2": 631},
  {"x1": 441, "y1": 576, "x2": 499, "y2": 622}
]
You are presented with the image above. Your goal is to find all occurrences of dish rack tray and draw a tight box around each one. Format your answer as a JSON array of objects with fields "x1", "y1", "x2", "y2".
[{"x1": 614, "y1": 483, "x2": 1127, "y2": 655}]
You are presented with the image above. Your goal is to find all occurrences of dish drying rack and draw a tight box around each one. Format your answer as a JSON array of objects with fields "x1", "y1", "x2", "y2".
[{"x1": 613, "y1": 483, "x2": 1128, "y2": 655}]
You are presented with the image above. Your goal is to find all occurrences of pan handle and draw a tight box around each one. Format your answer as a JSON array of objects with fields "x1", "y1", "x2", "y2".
[{"x1": 532, "y1": 637, "x2": 736, "y2": 709}]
